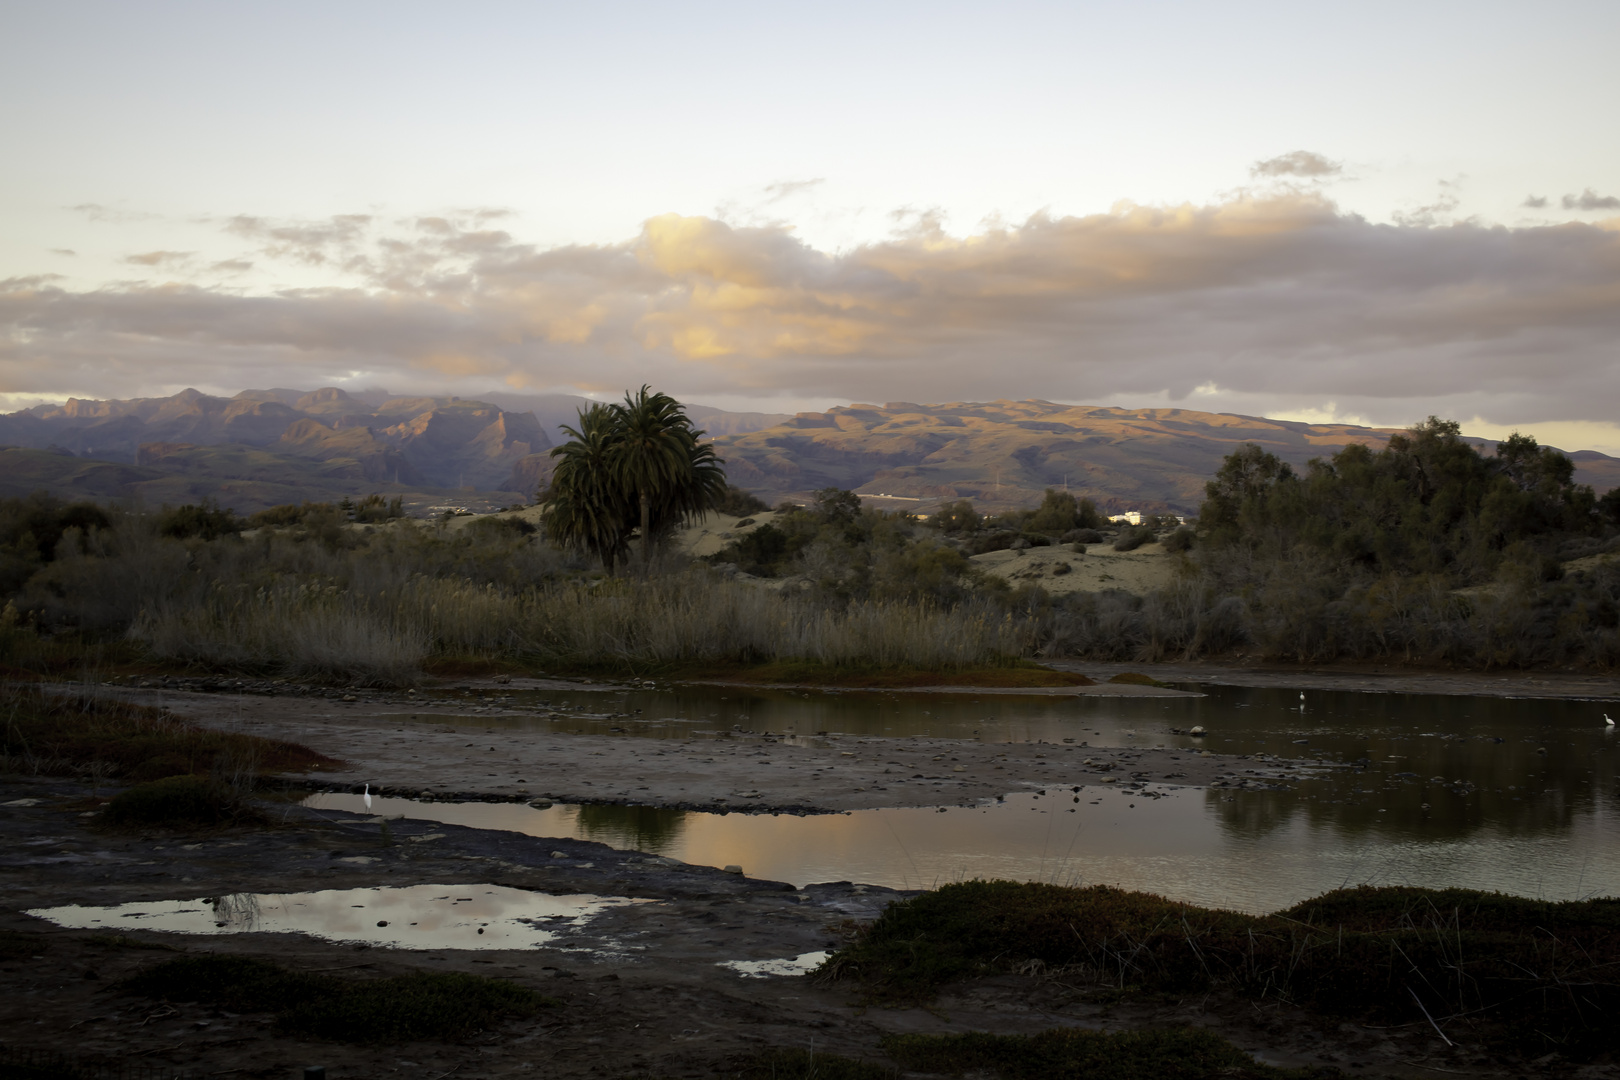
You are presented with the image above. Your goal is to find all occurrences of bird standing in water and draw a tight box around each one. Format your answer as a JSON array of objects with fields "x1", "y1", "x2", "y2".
[{"x1": 364, "y1": 783, "x2": 372, "y2": 809}]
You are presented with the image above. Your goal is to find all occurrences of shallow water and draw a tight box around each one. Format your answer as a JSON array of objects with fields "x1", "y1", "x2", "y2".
[
  {"x1": 719, "y1": 950, "x2": 831, "y2": 977},
  {"x1": 26, "y1": 884, "x2": 652, "y2": 950},
  {"x1": 319, "y1": 683, "x2": 1620, "y2": 912}
]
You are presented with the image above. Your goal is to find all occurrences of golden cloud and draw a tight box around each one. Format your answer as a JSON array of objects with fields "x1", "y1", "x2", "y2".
[{"x1": 4, "y1": 193, "x2": 1620, "y2": 426}]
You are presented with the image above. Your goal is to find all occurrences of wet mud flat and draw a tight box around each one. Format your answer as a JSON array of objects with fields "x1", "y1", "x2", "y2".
[
  {"x1": 0, "y1": 775, "x2": 1580, "y2": 1079},
  {"x1": 114, "y1": 681, "x2": 1266, "y2": 814}
]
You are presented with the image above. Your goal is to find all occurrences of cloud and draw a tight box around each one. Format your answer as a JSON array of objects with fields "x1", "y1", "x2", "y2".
[
  {"x1": 760, "y1": 179, "x2": 826, "y2": 204},
  {"x1": 1522, "y1": 195, "x2": 1548, "y2": 209},
  {"x1": 225, "y1": 213, "x2": 373, "y2": 266},
  {"x1": 69, "y1": 203, "x2": 155, "y2": 224},
  {"x1": 4, "y1": 194, "x2": 1620, "y2": 434},
  {"x1": 123, "y1": 251, "x2": 194, "y2": 267},
  {"x1": 209, "y1": 259, "x2": 255, "y2": 273},
  {"x1": 1251, "y1": 151, "x2": 1341, "y2": 179},
  {"x1": 1562, "y1": 189, "x2": 1620, "y2": 212}
]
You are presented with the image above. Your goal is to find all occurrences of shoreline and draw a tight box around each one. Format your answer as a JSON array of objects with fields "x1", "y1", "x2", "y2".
[{"x1": 1043, "y1": 658, "x2": 1620, "y2": 701}]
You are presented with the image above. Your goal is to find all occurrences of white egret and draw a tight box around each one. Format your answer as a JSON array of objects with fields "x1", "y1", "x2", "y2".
[
  {"x1": 1607, "y1": 714, "x2": 1615, "y2": 727},
  {"x1": 363, "y1": 783, "x2": 372, "y2": 809}
]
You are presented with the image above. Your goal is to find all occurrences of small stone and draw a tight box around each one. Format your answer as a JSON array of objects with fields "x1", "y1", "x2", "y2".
[{"x1": 722, "y1": 864, "x2": 744, "y2": 875}]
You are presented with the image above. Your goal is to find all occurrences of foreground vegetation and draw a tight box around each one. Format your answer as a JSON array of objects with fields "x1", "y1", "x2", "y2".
[
  {"x1": 118, "y1": 954, "x2": 551, "y2": 1042},
  {"x1": 823, "y1": 880, "x2": 1620, "y2": 1059},
  {"x1": 0, "y1": 681, "x2": 337, "y2": 782}
]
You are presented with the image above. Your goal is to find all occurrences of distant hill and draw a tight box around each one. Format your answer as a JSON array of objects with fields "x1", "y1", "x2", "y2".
[
  {"x1": 0, "y1": 387, "x2": 790, "y2": 512},
  {"x1": 466, "y1": 391, "x2": 790, "y2": 445},
  {"x1": 701, "y1": 400, "x2": 1620, "y2": 515},
  {"x1": 4, "y1": 391, "x2": 1613, "y2": 519}
]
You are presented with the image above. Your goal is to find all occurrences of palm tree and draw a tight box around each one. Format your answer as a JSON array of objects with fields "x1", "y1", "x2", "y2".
[
  {"x1": 542, "y1": 403, "x2": 632, "y2": 572},
  {"x1": 610, "y1": 386, "x2": 726, "y2": 569},
  {"x1": 542, "y1": 388, "x2": 728, "y2": 573}
]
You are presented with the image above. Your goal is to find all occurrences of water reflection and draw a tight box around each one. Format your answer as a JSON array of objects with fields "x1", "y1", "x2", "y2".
[
  {"x1": 26, "y1": 884, "x2": 652, "y2": 949},
  {"x1": 308, "y1": 789, "x2": 1620, "y2": 914},
  {"x1": 349, "y1": 681, "x2": 1619, "y2": 910},
  {"x1": 575, "y1": 803, "x2": 687, "y2": 850}
]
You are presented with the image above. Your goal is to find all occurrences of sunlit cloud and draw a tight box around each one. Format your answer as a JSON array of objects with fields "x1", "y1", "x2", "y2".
[
  {"x1": 1251, "y1": 151, "x2": 1341, "y2": 179},
  {"x1": 3, "y1": 191, "x2": 1620, "y2": 448},
  {"x1": 123, "y1": 250, "x2": 194, "y2": 267}
]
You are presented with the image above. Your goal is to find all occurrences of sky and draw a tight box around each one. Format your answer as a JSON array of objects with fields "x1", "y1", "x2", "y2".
[{"x1": 2, "y1": 0, "x2": 1618, "y2": 450}]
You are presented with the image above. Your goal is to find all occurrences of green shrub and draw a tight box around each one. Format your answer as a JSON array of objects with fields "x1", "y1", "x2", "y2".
[
  {"x1": 1162, "y1": 526, "x2": 1195, "y2": 552},
  {"x1": 1112, "y1": 525, "x2": 1156, "y2": 551},
  {"x1": 119, "y1": 955, "x2": 551, "y2": 1042},
  {"x1": 932, "y1": 499, "x2": 982, "y2": 535},
  {"x1": 716, "y1": 484, "x2": 771, "y2": 517},
  {"x1": 824, "y1": 880, "x2": 1620, "y2": 1059},
  {"x1": 157, "y1": 499, "x2": 240, "y2": 541}
]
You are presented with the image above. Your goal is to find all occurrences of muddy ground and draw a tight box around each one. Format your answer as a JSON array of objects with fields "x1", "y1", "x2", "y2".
[
  {"x1": 6, "y1": 666, "x2": 1619, "y2": 1077},
  {"x1": 1, "y1": 774, "x2": 1563, "y2": 1080},
  {"x1": 113, "y1": 678, "x2": 1305, "y2": 813}
]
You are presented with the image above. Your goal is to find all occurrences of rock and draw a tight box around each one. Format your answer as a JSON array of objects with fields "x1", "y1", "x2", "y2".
[
  {"x1": 722, "y1": 864, "x2": 744, "y2": 875},
  {"x1": 1189, "y1": 725, "x2": 1206, "y2": 736}
]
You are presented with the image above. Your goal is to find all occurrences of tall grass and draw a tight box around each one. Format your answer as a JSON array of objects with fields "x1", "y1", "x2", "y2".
[{"x1": 130, "y1": 572, "x2": 1039, "y2": 683}]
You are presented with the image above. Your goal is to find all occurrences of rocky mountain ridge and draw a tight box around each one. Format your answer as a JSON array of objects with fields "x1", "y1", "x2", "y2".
[{"x1": 698, "y1": 400, "x2": 1620, "y2": 515}]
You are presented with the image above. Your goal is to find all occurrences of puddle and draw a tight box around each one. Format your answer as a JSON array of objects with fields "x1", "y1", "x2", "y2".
[
  {"x1": 718, "y1": 950, "x2": 830, "y2": 977},
  {"x1": 27, "y1": 884, "x2": 653, "y2": 950}
]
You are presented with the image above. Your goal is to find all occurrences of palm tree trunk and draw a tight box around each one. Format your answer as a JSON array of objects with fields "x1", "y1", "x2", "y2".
[{"x1": 639, "y1": 490, "x2": 652, "y2": 571}]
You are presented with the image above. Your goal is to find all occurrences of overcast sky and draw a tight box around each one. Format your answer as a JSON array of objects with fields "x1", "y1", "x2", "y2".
[{"x1": 3, "y1": 0, "x2": 1618, "y2": 451}]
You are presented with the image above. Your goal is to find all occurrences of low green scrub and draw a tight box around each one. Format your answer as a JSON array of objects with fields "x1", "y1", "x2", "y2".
[
  {"x1": 882, "y1": 1027, "x2": 1320, "y2": 1080},
  {"x1": 119, "y1": 955, "x2": 551, "y2": 1043},
  {"x1": 0, "y1": 683, "x2": 339, "y2": 781},
  {"x1": 823, "y1": 881, "x2": 1620, "y2": 1059},
  {"x1": 101, "y1": 774, "x2": 252, "y2": 828},
  {"x1": 1112, "y1": 525, "x2": 1157, "y2": 552}
]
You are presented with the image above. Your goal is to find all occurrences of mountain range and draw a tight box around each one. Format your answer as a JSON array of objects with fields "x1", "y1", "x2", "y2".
[
  {"x1": 1, "y1": 390, "x2": 1614, "y2": 517},
  {"x1": 699, "y1": 401, "x2": 1620, "y2": 515}
]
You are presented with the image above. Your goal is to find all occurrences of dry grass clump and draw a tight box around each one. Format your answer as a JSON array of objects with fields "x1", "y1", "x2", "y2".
[
  {"x1": 823, "y1": 880, "x2": 1620, "y2": 1060},
  {"x1": 118, "y1": 954, "x2": 551, "y2": 1043},
  {"x1": 101, "y1": 773, "x2": 257, "y2": 828},
  {"x1": 132, "y1": 582, "x2": 429, "y2": 686},
  {"x1": 0, "y1": 682, "x2": 338, "y2": 782},
  {"x1": 128, "y1": 571, "x2": 1044, "y2": 684}
]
